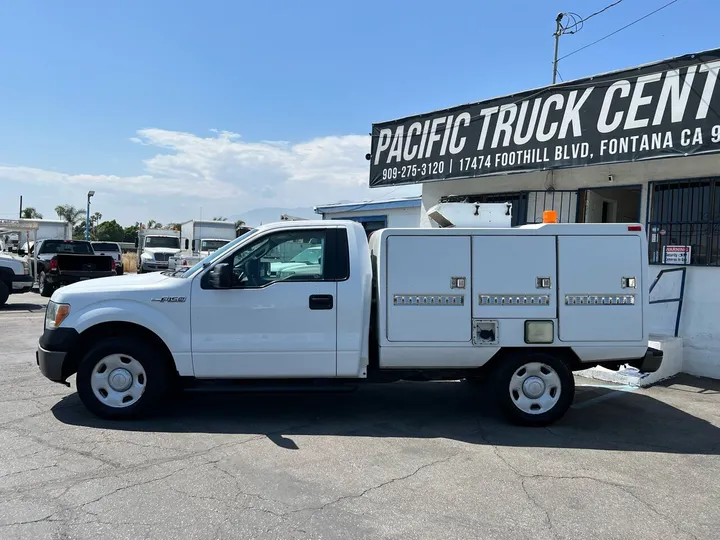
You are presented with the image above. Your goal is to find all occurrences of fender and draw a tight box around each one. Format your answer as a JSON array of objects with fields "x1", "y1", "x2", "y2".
[{"x1": 65, "y1": 299, "x2": 193, "y2": 376}]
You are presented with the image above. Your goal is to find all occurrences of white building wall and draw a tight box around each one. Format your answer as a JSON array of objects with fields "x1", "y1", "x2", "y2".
[
  {"x1": 420, "y1": 154, "x2": 720, "y2": 380},
  {"x1": 321, "y1": 206, "x2": 421, "y2": 228}
]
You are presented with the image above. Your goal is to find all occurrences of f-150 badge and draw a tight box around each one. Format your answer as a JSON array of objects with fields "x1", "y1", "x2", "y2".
[{"x1": 151, "y1": 297, "x2": 186, "y2": 303}]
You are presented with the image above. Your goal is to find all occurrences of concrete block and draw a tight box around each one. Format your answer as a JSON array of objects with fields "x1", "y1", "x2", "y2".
[{"x1": 576, "y1": 334, "x2": 683, "y2": 387}]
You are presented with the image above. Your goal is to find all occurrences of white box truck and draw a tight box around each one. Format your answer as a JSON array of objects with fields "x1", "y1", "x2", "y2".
[
  {"x1": 16, "y1": 219, "x2": 72, "y2": 255},
  {"x1": 169, "y1": 220, "x2": 237, "y2": 270},
  {"x1": 135, "y1": 228, "x2": 181, "y2": 273},
  {"x1": 35, "y1": 203, "x2": 662, "y2": 426}
]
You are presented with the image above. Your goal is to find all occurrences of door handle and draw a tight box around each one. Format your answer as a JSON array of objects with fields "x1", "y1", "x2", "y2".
[{"x1": 309, "y1": 294, "x2": 334, "y2": 310}]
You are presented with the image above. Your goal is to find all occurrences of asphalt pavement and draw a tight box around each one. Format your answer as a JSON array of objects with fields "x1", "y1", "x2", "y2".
[{"x1": 1, "y1": 292, "x2": 719, "y2": 539}]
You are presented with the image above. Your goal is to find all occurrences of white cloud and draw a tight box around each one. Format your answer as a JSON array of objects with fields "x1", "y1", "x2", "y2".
[{"x1": 0, "y1": 129, "x2": 419, "y2": 216}]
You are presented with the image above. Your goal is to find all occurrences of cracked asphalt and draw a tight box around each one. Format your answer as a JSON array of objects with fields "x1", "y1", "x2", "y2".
[{"x1": 1, "y1": 292, "x2": 719, "y2": 539}]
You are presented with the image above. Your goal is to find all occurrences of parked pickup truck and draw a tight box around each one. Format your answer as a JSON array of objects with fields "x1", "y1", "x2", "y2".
[
  {"x1": 23, "y1": 239, "x2": 117, "y2": 297},
  {"x1": 35, "y1": 203, "x2": 662, "y2": 426},
  {"x1": 0, "y1": 252, "x2": 33, "y2": 306}
]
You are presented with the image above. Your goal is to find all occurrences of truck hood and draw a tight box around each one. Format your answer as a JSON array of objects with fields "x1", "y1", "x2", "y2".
[{"x1": 51, "y1": 271, "x2": 189, "y2": 305}]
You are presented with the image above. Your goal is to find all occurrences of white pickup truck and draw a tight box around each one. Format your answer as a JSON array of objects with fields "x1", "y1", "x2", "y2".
[
  {"x1": 0, "y1": 253, "x2": 33, "y2": 306},
  {"x1": 35, "y1": 203, "x2": 662, "y2": 426}
]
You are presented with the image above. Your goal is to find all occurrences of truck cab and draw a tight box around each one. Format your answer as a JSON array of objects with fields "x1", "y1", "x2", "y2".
[
  {"x1": 35, "y1": 205, "x2": 662, "y2": 427},
  {"x1": 136, "y1": 230, "x2": 181, "y2": 273}
]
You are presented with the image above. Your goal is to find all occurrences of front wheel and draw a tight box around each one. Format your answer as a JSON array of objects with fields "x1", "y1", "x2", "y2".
[
  {"x1": 76, "y1": 337, "x2": 169, "y2": 420},
  {"x1": 493, "y1": 352, "x2": 575, "y2": 427}
]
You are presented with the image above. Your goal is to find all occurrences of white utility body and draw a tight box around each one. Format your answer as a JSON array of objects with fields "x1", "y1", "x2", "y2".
[
  {"x1": 169, "y1": 219, "x2": 237, "y2": 270},
  {"x1": 36, "y1": 203, "x2": 662, "y2": 426}
]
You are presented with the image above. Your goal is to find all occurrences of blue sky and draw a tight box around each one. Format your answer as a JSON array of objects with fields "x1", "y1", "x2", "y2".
[{"x1": 0, "y1": 0, "x2": 717, "y2": 226}]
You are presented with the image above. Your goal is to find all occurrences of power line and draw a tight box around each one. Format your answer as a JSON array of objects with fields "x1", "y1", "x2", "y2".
[
  {"x1": 558, "y1": 0, "x2": 681, "y2": 62},
  {"x1": 559, "y1": 1, "x2": 624, "y2": 36}
]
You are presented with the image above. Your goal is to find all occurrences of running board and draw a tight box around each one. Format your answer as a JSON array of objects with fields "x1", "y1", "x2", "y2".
[{"x1": 180, "y1": 379, "x2": 360, "y2": 394}]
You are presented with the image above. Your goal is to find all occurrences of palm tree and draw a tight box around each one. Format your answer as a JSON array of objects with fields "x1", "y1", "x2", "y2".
[
  {"x1": 55, "y1": 204, "x2": 87, "y2": 225},
  {"x1": 21, "y1": 207, "x2": 43, "y2": 219}
]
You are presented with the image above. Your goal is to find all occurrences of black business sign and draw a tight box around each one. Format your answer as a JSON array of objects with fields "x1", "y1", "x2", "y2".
[{"x1": 369, "y1": 48, "x2": 720, "y2": 187}]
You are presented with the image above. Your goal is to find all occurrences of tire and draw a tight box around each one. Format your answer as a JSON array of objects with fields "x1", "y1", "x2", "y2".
[
  {"x1": 493, "y1": 351, "x2": 575, "y2": 427},
  {"x1": 76, "y1": 336, "x2": 169, "y2": 420},
  {"x1": 39, "y1": 271, "x2": 54, "y2": 298},
  {"x1": 116, "y1": 267, "x2": 124, "y2": 276},
  {"x1": 0, "y1": 281, "x2": 9, "y2": 306}
]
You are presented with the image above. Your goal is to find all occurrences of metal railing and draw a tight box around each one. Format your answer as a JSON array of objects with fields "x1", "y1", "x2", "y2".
[{"x1": 648, "y1": 267, "x2": 687, "y2": 337}]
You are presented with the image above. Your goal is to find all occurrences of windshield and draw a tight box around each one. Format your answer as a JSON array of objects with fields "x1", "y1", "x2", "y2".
[
  {"x1": 201, "y1": 239, "x2": 229, "y2": 251},
  {"x1": 180, "y1": 228, "x2": 259, "y2": 278},
  {"x1": 144, "y1": 236, "x2": 180, "y2": 249},
  {"x1": 40, "y1": 240, "x2": 93, "y2": 254},
  {"x1": 290, "y1": 246, "x2": 322, "y2": 264},
  {"x1": 92, "y1": 242, "x2": 119, "y2": 251}
]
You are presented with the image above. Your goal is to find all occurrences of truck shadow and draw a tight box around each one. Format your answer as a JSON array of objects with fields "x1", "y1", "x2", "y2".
[
  {"x1": 0, "y1": 302, "x2": 45, "y2": 312},
  {"x1": 51, "y1": 378, "x2": 720, "y2": 455}
]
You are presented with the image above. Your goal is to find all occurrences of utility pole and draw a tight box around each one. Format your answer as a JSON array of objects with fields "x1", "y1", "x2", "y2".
[{"x1": 552, "y1": 12, "x2": 564, "y2": 84}]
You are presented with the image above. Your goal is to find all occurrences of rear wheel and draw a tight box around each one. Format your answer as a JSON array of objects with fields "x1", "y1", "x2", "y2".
[
  {"x1": 116, "y1": 267, "x2": 124, "y2": 276},
  {"x1": 0, "y1": 281, "x2": 9, "y2": 306},
  {"x1": 76, "y1": 337, "x2": 169, "y2": 420},
  {"x1": 493, "y1": 352, "x2": 574, "y2": 427},
  {"x1": 39, "y1": 271, "x2": 54, "y2": 297}
]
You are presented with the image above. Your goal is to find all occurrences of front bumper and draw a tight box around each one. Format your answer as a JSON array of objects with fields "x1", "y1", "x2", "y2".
[
  {"x1": 628, "y1": 346, "x2": 664, "y2": 373},
  {"x1": 11, "y1": 274, "x2": 33, "y2": 294},
  {"x1": 37, "y1": 328, "x2": 80, "y2": 384},
  {"x1": 37, "y1": 346, "x2": 68, "y2": 383},
  {"x1": 142, "y1": 261, "x2": 169, "y2": 271}
]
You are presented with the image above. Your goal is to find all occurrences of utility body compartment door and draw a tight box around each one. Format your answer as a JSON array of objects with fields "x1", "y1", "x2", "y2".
[
  {"x1": 472, "y1": 236, "x2": 557, "y2": 319},
  {"x1": 386, "y1": 235, "x2": 471, "y2": 342},
  {"x1": 558, "y1": 235, "x2": 643, "y2": 342}
]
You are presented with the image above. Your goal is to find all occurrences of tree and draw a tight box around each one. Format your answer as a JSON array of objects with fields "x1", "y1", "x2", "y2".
[
  {"x1": 146, "y1": 219, "x2": 163, "y2": 229},
  {"x1": 96, "y1": 220, "x2": 124, "y2": 241},
  {"x1": 55, "y1": 204, "x2": 86, "y2": 226},
  {"x1": 21, "y1": 207, "x2": 43, "y2": 219},
  {"x1": 234, "y1": 219, "x2": 245, "y2": 229},
  {"x1": 72, "y1": 223, "x2": 85, "y2": 240},
  {"x1": 123, "y1": 223, "x2": 139, "y2": 243}
]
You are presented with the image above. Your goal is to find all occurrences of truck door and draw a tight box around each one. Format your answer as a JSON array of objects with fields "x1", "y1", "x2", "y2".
[
  {"x1": 557, "y1": 235, "x2": 643, "y2": 342},
  {"x1": 190, "y1": 228, "x2": 342, "y2": 378}
]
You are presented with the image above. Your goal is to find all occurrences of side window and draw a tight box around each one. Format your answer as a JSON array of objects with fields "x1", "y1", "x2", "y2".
[{"x1": 228, "y1": 230, "x2": 327, "y2": 288}]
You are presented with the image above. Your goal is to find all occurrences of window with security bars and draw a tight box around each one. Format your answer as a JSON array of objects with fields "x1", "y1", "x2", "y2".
[{"x1": 647, "y1": 178, "x2": 720, "y2": 266}]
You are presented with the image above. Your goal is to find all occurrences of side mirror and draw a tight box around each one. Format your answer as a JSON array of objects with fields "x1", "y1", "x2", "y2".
[
  {"x1": 208, "y1": 263, "x2": 232, "y2": 289},
  {"x1": 134, "y1": 237, "x2": 139, "y2": 248},
  {"x1": 17, "y1": 249, "x2": 26, "y2": 257},
  {"x1": 184, "y1": 238, "x2": 189, "y2": 250}
]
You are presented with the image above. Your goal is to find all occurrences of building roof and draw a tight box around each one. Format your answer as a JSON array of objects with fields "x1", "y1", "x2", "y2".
[{"x1": 314, "y1": 196, "x2": 421, "y2": 215}]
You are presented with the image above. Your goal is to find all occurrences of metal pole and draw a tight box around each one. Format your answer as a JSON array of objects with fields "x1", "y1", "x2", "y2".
[
  {"x1": 552, "y1": 12, "x2": 564, "y2": 84},
  {"x1": 85, "y1": 195, "x2": 90, "y2": 241},
  {"x1": 19, "y1": 196, "x2": 22, "y2": 219}
]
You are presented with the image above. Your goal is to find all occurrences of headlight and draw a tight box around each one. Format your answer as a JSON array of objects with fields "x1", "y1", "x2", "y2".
[
  {"x1": 141, "y1": 253, "x2": 153, "y2": 260},
  {"x1": 45, "y1": 301, "x2": 71, "y2": 330},
  {"x1": 21, "y1": 260, "x2": 29, "y2": 275}
]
